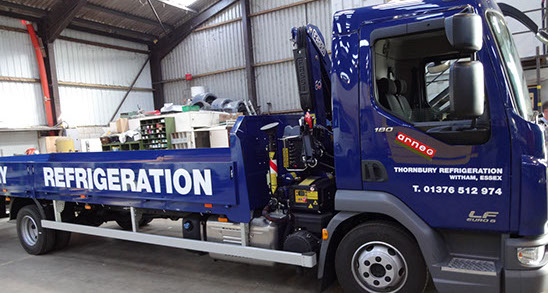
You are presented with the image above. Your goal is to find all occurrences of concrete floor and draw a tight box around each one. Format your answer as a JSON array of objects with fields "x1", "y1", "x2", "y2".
[{"x1": 0, "y1": 218, "x2": 437, "y2": 293}]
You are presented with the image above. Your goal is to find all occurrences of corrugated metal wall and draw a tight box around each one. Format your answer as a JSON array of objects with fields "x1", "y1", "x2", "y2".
[
  {"x1": 161, "y1": 0, "x2": 333, "y2": 113},
  {"x1": 251, "y1": 0, "x2": 331, "y2": 112},
  {"x1": 0, "y1": 16, "x2": 46, "y2": 128},
  {"x1": 0, "y1": 132, "x2": 39, "y2": 157},
  {"x1": 55, "y1": 29, "x2": 154, "y2": 127},
  {"x1": 0, "y1": 15, "x2": 154, "y2": 128},
  {"x1": 162, "y1": 3, "x2": 247, "y2": 104}
]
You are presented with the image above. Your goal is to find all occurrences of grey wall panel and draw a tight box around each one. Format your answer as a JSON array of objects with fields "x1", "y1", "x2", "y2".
[
  {"x1": 195, "y1": 70, "x2": 248, "y2": 101},
  {"x1": 0, "y1": 131, "x2": 39, "y2": 157},
  {"x1": 250, "y1": 0, "x2": 302, "y2": 14},
  {"x1": 0, "y1": 16, "x2": 154, "y2": 128},
  {"x1": 0, "y1": 82, "x2": 46, "y2": 128},
  {"x1": 255, "y1": 61, "x2": 300, "y2": 112},
  {"x1": 251, "y1": 0, "x2": 331, "y2": 112},
  {"x1": 162, "y1": 21, "x2": 245, "y2": 80},
  {"x1": 54, "y1": 29, "x2": 154, "y2": 126},
  {"x1": 306, "y1": 0, "x2": 333, "y2": 50},
  {"x1": 0, "y1": 16, "x2": 46, "y2": 127},
  {"x1": 54, "y1": 37, "x2": 151, "y2": 88},
  {"x1": 200, "y1": 2, "x2": 242, "y2": 27},
  {"x1": 164, "y1": 70, "x2": 247, "y2": 105},
  {"x1": 161, "y1": 2, "x2": 247, "y2": 105},
  {"x1": 162, "y1": 0, "x2": 335, "y2": 113},
  {"x1": 0, "y1": 26, "x2": 39, "y2": 79},
  {"x1": 59, "y1": 87, "x2": 154, "y2": 127},
  {"x1": 251, "y1": 6, "x2": 306, "y2": 63},
  {"x1": 164, "y1": 81, "x2": 190, "y2": 105}
]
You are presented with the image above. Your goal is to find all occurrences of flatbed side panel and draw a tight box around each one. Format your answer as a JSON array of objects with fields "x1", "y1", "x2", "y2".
[
  {"x1": 0, "y1": 162, "x2": 33, "y2": 198},
  {"x1": 33, "y1": 160, "x2": 237, "y2": 204}
]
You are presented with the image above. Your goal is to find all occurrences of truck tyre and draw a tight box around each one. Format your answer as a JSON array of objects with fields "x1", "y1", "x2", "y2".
[
  {"x1": 54, "y1": 230, "x2": 72, "y2": 250},
  {"x1": 16, "y1": 205, "x2": 56, "y2": 255},
  {"x1": 335, "y1": 221, "x2": 428, "y2": 293}
]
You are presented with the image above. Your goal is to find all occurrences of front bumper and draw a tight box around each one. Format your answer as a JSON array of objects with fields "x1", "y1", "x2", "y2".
[
  {"x1": 504, "y1": 234, "x2": 548, "y2": 293},
  {"x1": 504, "y1": 265, "x2": 548, "y2": 293}
]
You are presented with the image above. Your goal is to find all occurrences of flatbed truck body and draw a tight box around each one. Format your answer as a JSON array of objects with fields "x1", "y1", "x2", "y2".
[
  {"x1": 0, "y1": 115, "x2": 298, "y2": 224},
  {"x1": 2, "y1": 1, "x2": 548, "y2": 292}
]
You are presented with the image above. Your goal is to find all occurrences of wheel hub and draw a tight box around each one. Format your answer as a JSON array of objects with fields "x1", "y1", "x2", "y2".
[
  {"x1": 21, "y1": 215, "x2": 39, "y2": 246},
  {"x1": 352, "y1": 241, "x2": 408, "y2": 292}
]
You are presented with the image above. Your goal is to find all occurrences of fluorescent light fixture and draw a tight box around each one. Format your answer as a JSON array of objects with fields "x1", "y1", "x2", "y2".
[{"x1": 157, "y1": 0, "x2": 198, "y2": 12}]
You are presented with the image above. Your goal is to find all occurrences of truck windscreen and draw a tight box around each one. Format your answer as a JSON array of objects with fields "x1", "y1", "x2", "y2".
[{"x1": 487, "y1": 11, "x2": 533, "y2": 120}]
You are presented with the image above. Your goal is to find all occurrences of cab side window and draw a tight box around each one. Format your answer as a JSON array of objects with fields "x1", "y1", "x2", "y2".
[{"x1": 373, "y1": 30, "x2": 490, "y2": 145}]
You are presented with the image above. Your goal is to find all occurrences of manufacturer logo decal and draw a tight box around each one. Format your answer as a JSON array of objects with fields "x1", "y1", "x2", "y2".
[
  {"x1": 315, "y1": 80, "x2": 322, "y2": 90},
  {"x1": 467, "y1": 211, "x2": 498, "y2": 223},
  {"x1": 310, "y1": 27, "x2": 327, "y2": 56},
  {"x1": 395, "y1": 132, "x2": 436, "y2": 159}
]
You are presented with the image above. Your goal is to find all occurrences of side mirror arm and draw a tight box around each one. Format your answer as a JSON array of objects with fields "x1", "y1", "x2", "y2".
[{"x1": 498, "y1": 3, "x2": 548, "y2": 45}]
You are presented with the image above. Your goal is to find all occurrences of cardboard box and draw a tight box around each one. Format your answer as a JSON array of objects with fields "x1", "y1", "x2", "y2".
[
  {"x1": 116, "y1": 118, "x2": 129, "y2": 133},
  {"x1": 38, "y1": 136, "x2": 63, "y2": 154}
]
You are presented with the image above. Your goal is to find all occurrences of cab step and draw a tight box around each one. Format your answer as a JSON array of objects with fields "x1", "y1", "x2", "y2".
[{"x1": 441, "y1": 257, "x2": 497, "y2": 276}]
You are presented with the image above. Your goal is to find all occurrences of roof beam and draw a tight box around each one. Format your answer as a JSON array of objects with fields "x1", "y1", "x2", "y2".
[
  {"x1": 0, "y1": 9, "x2": 41, "y2": 23},
  {"x1": 85, "y1": 3, "x2": 174, "y2": 31},
  {"x1": 67, "y1": 23, "x2": 152, "y2": 44},
  {"x1": 71, "y1": 18, "x2": 156, "y2": 42},
  {"x1": 38, "y1": 21, "x2": 62, "y2": 125},
  {"x1": 0, "y1": 0, "x2": 46, "y2": 17},
  {"x1": 0, "y1": 0, "x2": 153, "y2": 44},
  {"x1": 45, "y1": 0, "x2": 87, "y2": 41},
  {"x1": 155, "y1": 0, "x2": 238, "y2": 59}
]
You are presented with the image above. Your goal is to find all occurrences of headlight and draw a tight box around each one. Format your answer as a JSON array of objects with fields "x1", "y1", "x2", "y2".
[{"x1": 517, "y1": 246, "x2": 546, "y2": 265}]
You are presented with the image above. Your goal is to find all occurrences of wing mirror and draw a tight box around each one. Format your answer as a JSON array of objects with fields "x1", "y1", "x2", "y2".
[
  {"x1": 537, "y1": 28, "x2": 548, "y2": 45},
  {"x1": 450, "y1": 61, "x2": 485, "y2": 118},
  {"x1": 445, "y1": 12, "x2": 483, "y2": 52}
]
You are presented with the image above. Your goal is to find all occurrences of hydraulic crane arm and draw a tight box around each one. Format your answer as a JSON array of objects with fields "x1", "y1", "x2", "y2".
[{"x1": 291, "y1": 25, "x2": 332, "y2": 127}]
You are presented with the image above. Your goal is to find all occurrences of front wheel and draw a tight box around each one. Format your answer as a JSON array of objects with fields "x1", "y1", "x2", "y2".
[{"x1": 335, "y1": 221, "x2": 428, "y2": 293}]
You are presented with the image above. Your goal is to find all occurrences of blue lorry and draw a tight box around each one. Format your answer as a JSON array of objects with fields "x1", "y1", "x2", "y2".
[{"x1": 1, "y1": 0, "x2": 547, "y2": 292}]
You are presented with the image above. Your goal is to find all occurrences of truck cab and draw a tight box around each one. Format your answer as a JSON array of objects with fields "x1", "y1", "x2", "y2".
[{"x1": 317, "y1": 0, "x2": 548, "y2": 292}]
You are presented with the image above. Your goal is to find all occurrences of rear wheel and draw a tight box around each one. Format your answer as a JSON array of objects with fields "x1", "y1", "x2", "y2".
[
  {"x1": 16, "y1": 205, "x2": 56, "y2": 255},
  {"x1": 335, "y1": 221, "x2": 428, "y2": 293}
]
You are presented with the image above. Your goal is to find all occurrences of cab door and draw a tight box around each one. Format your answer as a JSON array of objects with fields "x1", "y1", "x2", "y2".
[{"x1": 358, "y1": 19, "x2": 512, "y2": 232}]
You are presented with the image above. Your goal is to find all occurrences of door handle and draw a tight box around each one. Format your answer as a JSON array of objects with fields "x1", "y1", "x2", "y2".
[{"x1": 362, "y1": 160, "x2": 388, "y2": 182}]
